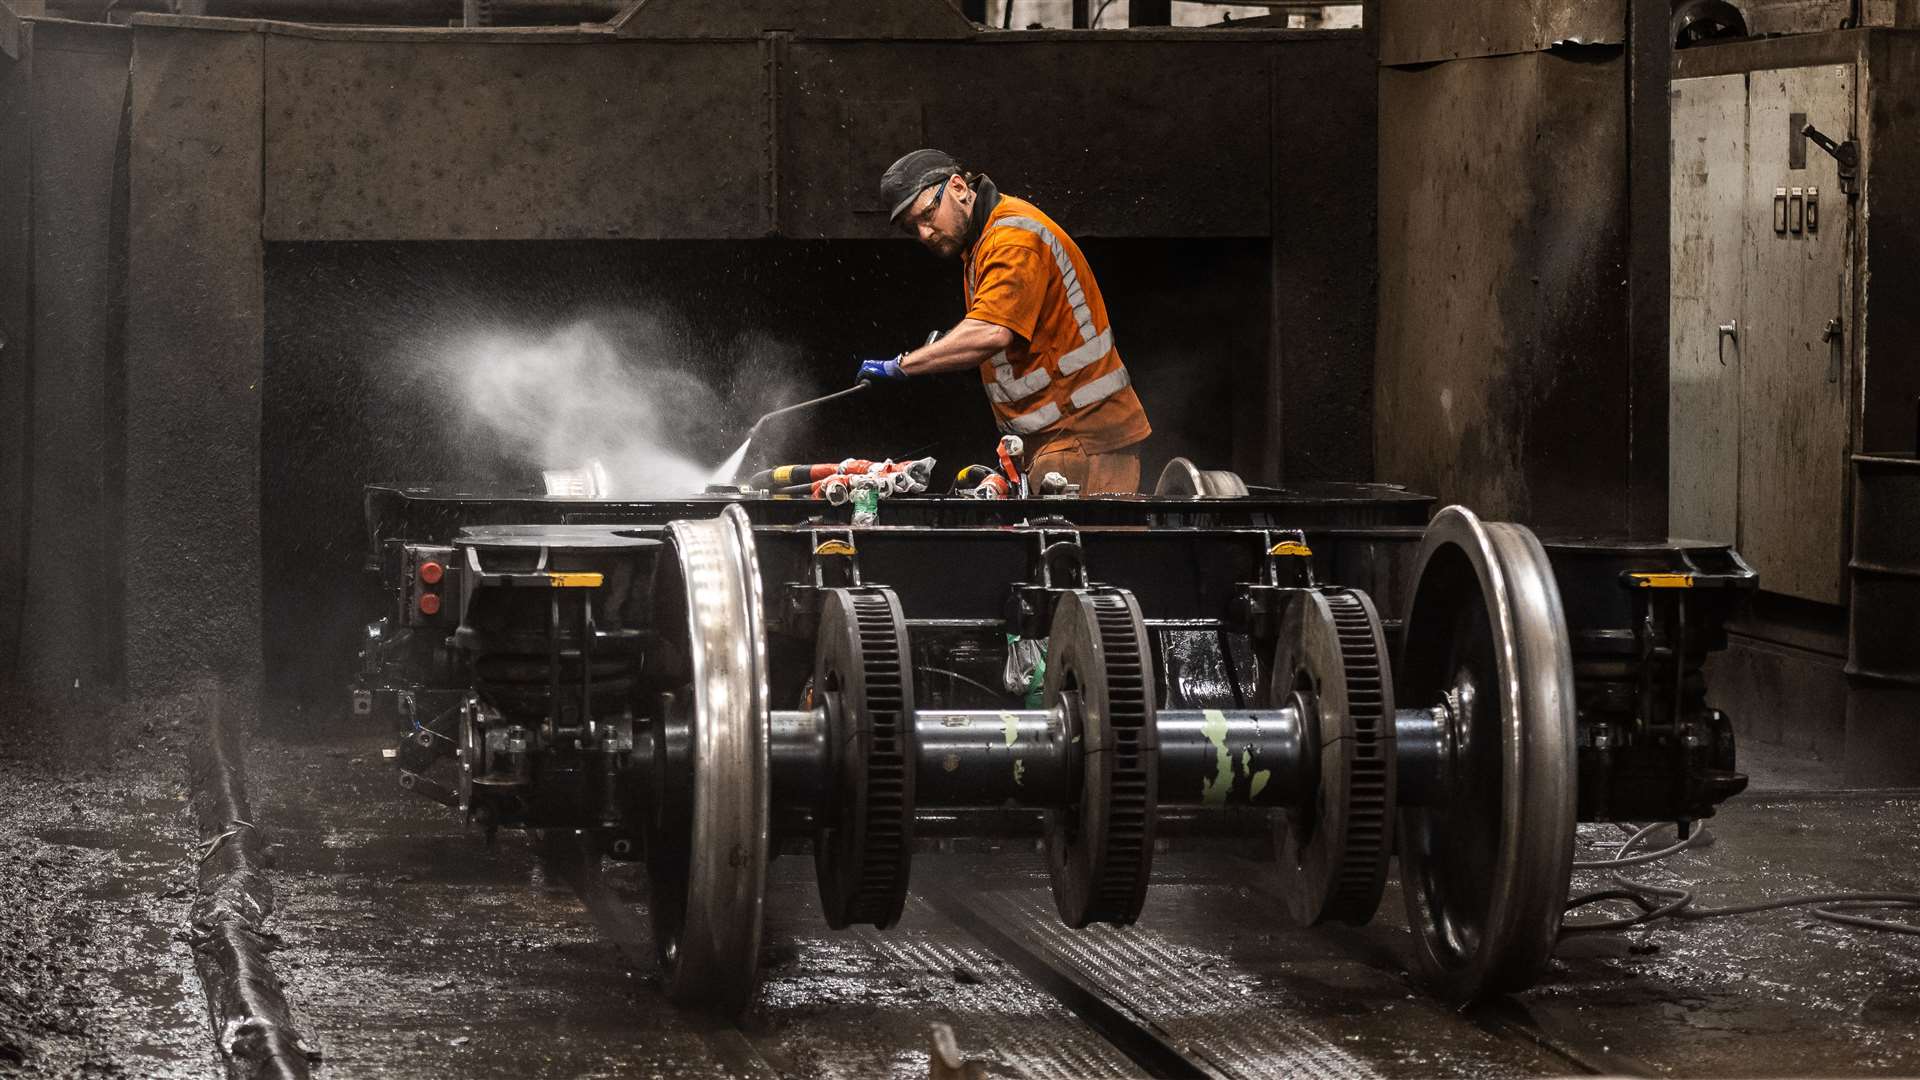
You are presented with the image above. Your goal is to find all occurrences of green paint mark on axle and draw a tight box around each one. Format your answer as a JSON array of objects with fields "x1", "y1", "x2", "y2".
[
  {"x1": 1014, "y1": 760, "x2": 1026, "y2": 786},
  {"x1": 1202, "y1": 709, "x2": 1231, "y2": 806},
  {"x1": 1001, "y1": 713, "x2": 1020, "y2": 748},
  {"x1": 1250, "y1": 768, "x2": 1271, "y2": 801}
]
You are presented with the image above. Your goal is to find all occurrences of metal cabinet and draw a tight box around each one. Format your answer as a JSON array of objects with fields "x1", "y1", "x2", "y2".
[
  {"x1": 1671, "y1": 73, "x2": 1747, "y2": 548},
  {"x1": 1670, "y1": 33, "x2": 1917, "y2": 606}
]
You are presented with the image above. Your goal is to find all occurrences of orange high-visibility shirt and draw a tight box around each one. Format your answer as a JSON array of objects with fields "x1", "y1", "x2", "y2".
[{"x1": 962, "y1": 196, "x2": 1150, "y2": 455}]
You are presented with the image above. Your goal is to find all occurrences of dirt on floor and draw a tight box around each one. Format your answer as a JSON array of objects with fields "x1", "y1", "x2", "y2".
[{"x1": 0, "y1": 687, "x2": 216, "y2": 1079}]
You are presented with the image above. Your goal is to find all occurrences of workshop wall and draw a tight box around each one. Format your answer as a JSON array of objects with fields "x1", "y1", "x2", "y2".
[
  {"x1": 0, "y1": 21, "x2": 131, "y2": 694},
  {"x1": 0, "y1": 12, "x2": 1376, "y2": 700},
  {"x1": 1372, "y1": 0, "x2": 1674, "y2": 540}
]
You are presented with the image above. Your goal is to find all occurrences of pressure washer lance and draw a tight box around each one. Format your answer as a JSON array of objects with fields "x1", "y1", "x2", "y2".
[{"x1": 711, "y1": 381, "x2": 871, "y2": 485}]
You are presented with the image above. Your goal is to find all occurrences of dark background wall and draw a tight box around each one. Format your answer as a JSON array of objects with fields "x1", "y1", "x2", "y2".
[{"x1": 0, "y1": 11, "x2": 1378, "y2": 704}]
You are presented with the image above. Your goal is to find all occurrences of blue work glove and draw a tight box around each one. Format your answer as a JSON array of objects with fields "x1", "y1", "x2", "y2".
[{"x1": 857, "y1": 354, "x2": 908, "y2": 383}]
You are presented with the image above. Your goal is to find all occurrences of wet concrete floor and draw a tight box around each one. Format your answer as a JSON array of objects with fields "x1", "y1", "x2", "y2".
[
  {"x1": 0, "y1": 691, "x2": 218, "y2": 1079},
  {"x1": 248, "y1": 723, "x2": 1920, "y2": 1080}
]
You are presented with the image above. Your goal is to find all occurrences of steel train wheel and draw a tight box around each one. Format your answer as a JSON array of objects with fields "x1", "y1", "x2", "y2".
[
  {"x1": 1396, "y1": 506, "x2": 1577, "y2": 1001},
  {"x1": 1042, "y1": 588, "x2": 1159, "y2": 927},
  {"x1": 813, "y1": 587, "x2": 916, "y2": 929},
  {"x1": 1153, "y1": 456, "x2": 1251, "y2": 499},
  {"x1": 646, "y1": 504, "x2": 770, "y2": 1015},
  {"x1": 1270, "y1": 588, "x2": 1396, "y2": 926}
]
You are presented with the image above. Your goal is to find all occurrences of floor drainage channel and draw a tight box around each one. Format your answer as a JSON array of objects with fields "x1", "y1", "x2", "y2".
[{"x1": 186, "y1": 690, "x2": 317, "y2": 1080}]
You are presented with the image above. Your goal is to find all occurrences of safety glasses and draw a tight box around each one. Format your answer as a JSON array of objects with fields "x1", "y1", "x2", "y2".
[{"x1": 897, "y1": 178, "x2": 950, "y2": 235}]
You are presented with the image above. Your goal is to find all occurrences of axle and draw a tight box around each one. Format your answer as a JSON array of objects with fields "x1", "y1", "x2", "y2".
[{"x1": 769, "y1": 702, "x2": 1448, "y2": 815}]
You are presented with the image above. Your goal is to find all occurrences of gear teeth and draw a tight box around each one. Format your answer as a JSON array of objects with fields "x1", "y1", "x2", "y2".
[
  {"x1": 1323, "y1": 588, "x2": 1390, "y2": 917},
  {"x1": 1088, "y1": 589, "x2": 1153, "y2": 924},
  {"x1": 845, "y1": 588, "x2": 911, "y2": 927}
]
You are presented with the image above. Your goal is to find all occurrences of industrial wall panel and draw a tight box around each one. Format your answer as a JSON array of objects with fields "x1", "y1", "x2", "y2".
[
  {"x1": 1707, "y1": 631, "x2": 1848, "y2": 756},
  {"x1": 614, "y1": 0, "x2": 974, "y2": 39},
  {"x1": 1377, "y1": 0, "x2": 1622, "y2": 65},
  {"x1": 23, "y1": 22, "x2": 128, "y2": 691},
  {"x1": 1669, "y1": 73, "x2": 1745, "y2": 545},
  {"x1": 778, "y1": 40, "x2": 1280, "y2": 239},
  {"x1": 1737, "y1": 63, "x2": 1852, "y2": 605},
  {"x1": 0, "y1": 29, "x2": 30, "y2": 680},
  {"x1": 125, "y1": 25, "x2": 263, "y2": 694},
  {"x1": 1738, "y1": 0, "x2": 1919, "y2": 36},
  {"x1": 1375, "y1": 50, "x2": 1631, "y2": 531},
  {"x1": 1861, "y1": 32, "x2": 1920, "y2": 455},
  {"x1": 261, "y1": 37, "x2": 767, "y2": 241},
  {"x1": 1269, "y1": 36, "x2": 1376, "y2": 481}
]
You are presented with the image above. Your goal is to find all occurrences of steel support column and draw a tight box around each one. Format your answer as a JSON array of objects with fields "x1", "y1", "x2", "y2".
[{"x1": 1626, "y1": 0, "x2": 1671, "y2": 539}]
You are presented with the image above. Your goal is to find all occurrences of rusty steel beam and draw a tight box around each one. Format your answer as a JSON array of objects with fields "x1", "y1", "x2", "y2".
[{"x1": 48, "y1": 0, "x2": 623, "y2": 23}]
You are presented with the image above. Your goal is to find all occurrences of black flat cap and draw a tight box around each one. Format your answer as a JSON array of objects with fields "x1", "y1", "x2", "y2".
[{"x1": 881, "y1": 148, "x2": 961, "y2": 223}]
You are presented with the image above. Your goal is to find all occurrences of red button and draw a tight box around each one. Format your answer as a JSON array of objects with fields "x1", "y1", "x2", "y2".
[
  {"x1": 419, "y1": 560, "x2": 444, "y2": 585},
  {"x1": 418, "y1": 592, "x2": 442, "y2": 616}
]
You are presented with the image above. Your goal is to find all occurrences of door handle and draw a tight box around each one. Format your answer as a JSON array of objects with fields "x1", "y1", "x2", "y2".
[
  {"x1": 1822, "y1": 317, "x2": 1843, "y2": 384},
  {"x1": 1717, "y1": 320, "x2": 1738, "y2": 365}
]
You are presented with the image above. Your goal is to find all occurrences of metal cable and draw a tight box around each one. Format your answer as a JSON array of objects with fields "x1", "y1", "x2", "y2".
[
  {"x1": 1570, "y1": 819, "x2": 1709, "y2": 869},
  {"x1": 1562, "y1": 820, "x2": 1920, "y2": 936},
  {"x1": 916, "y1": 665, "x2": 1008, "y2": 702}
]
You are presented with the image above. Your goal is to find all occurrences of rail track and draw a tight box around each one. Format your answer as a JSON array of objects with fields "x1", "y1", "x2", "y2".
[
  {"x1": 546, "y1": 826, "x2": 1644, "y2": 1080},
  {"x1": 243, "y1": 724, "x2": 1920, "y2": 1078}
]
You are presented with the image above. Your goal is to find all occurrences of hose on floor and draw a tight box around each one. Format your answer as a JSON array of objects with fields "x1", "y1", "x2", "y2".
[{"x1": 1560, "y1": 820, "x2": 1920, "y2": 935}]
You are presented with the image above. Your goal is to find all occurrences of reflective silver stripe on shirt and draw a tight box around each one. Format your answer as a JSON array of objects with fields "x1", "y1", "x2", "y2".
[
  {"x1": 1056, "y1": 326, "x2": 1114, "y2": 376},
  {"x1": 999, "y1": 401, "x2": 1064, "y2": 435},
  {"x1": 988, "y1": 349, "x2": 1052, "y2": 403},
  {"x1": 991, "y1": 216, "x2": 1098, "y2": 340},
  {"x1": 1068, "y1": 366, "x2": 1130, "y2": 409},
  {"x1": 988, "y1": 375, "x2": 1051, "y2": 403}
]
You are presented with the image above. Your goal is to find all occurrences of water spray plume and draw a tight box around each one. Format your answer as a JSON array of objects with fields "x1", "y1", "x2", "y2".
[
  {"x1": 711, "y1": 438, "x2": 754, "y2": 487},
  {"x1": 421, "y1": 313, "x2": 807, "y2": 498}
]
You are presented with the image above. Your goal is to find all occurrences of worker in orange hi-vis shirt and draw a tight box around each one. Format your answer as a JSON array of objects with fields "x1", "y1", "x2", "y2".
[{"x1": 857, "y1": 149, "x2": 1151, "y2": 495}]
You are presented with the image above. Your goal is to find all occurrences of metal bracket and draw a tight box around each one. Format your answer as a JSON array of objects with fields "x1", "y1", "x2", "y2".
[
  {"x1": 773, "y1": 528, "x2": 865, "y2": 639},
  {"x1": 808, "y1": 528, "x2": 862, "y2": 589},
  {"x1": 1802, "y1": 123, "x2": 1859, "y2": 197},
  {"x1": 398, "y1": 769, "x2": 460, "y2": 808},
  {"x1": 1258, "y1": 529, "x2": 1316, "y2": 588},
  {"x1": 1004, "y1": 530, "x2": 1088, "y2": 638},
  {"x1": 1228, "y1": 530, "x2": 1315, "y2": 644}
]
